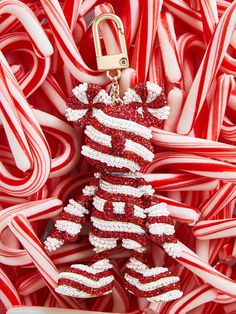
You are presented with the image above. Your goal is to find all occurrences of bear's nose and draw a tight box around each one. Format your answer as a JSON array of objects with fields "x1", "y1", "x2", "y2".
[{"x1": 111, "y1": 131, "x2": 126, "y2": 155}]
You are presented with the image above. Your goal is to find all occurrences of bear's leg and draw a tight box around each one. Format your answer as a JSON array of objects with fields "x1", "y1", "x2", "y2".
[
  {"x1": 124, "y1": 249, "x2": 183, "y2": 302},
  {"x1": 56, "y1": 233, "x2": 117, "y2": 298}
]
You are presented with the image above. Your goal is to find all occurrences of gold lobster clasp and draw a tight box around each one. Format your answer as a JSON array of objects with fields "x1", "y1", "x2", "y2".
[{"x1": 92, "y1": 13, "x2": 129, "y2": 72}]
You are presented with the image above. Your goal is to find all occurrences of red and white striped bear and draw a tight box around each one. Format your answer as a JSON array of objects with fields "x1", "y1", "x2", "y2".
[{"x1": 44, "y1": 81, "x2": 183, "y2": 302}]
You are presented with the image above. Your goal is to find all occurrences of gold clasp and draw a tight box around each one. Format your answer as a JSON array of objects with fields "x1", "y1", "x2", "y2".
[{"x1": 92, "y1": 13, "x2": 129, "y2": 72}]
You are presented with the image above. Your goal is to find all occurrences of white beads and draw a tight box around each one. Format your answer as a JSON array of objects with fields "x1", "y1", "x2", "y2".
[
  {"x1": 124, "y1": 273, "x2": 179, "y2": 291},
  {"x1": 64, "y1": 199, "x2": 88, "y2": 216},
  {"x1": 44, "y1": 237, "x2": 64, "y2": 252},
  {"x1": 146, "y1": 81, "x2": 162, "y2": 103},
  {"x1": 93, "y1": 89, "x2": 112, "y2": 105},
  {"x1": 149, "y1": 223, "x2": 175, "y2": 236},
  {"x1": 147, "y1": 290, "x2": 183, "y2": 302},
  {"x1": 122, "y1": 239, "x2": 145, "y2": 251},
  {"x1": 65, "y1": 107, "x2": 88, "y2": 122},
  {"x1": 91, "y1": 217, "x2": 145, "y2": 234},
  {"x1": 58, "y1": 271, "x2": 114, "y2": 288},
  {"x1": 71, "y1": 259, "x2": 112, "y2": 273},
  {"x1": 89, "y1": 233, "x2": 117, "y2": 250},
  {"x1": 56, "y1": 285, "x2": 94, "y2": 298},
  {"x1": 163, "y1": 242, "x2": 182, "y2": 258},
  {"x1": 100, "y1": 180, "x2": 154, "y2": 197},
  {"x1": 123, "y1": 88, "x2": 142, "y2": 104},
  {"x1": 145, "y1": 202, "x2": 170, "y2": 217},
  {"x1": 93, "y1": 109, "x2": 152, "y2": 139},
  {"x1": 147, "y1": 105, "x2": 170, "y2": 120},
  {"x1": 72, "y1": 83, "x2": 89, "y2": 104},
  {"x1": 55, "y1": 220, "x2": 82, "y2": 236},
  {"x1": 81, "y1": 146, "x2": 141, "y2": 172},
  {"x1": 82, "y1": 185, "x2": 97, "y2": 196}
]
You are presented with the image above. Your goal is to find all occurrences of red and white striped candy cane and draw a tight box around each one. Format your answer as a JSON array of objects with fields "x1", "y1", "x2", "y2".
[
  {"x1": 0, "y1": 0, "x2": 53, "y2": 58},
  {"x1": 206, "y1": 74, "x2": 234, "y2": 141},
  {"x1": 177, "y1": 242, "x2": 236, "y2": 298},
  {"x1": 157, "y1": 12, "x2": 182, "y2": 84},
  {"x1": 143, "y1": 152, "x2": 236, "y2": 180},
  {"x1": 8, "y1": 214, "x2": 80, "y2": 309},
  {"x1": 177, "y1": 2, "x2": 236, "y2": 134},
  {"x1": 142, "y1": 173, "x2": 218, "y2": 191},
  {"x1": 0, "y1": 269, "x2": 21, "y2": 312},
  {"x1": 39, "y1": 0, "x2": 107, "y2": 84},
  {"x1": 0, "y1": 198, "x2": 62, "y2": 266},
  {"x1": 200, "y1": 182, "x2": 236, "y2": 219},
  {"x1": 151, "y1": 127, "x2": 236, "y2": 163},
  {"x1": 131, "y1": 0, "x2": 162, "y2": 81},
  {"x1": 193, "y1": 218, "x2": 236, "y2": 240}
]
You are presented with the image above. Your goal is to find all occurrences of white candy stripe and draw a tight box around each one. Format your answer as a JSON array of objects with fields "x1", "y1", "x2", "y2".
[
  {"x1": 91, "y1": 217, "x2": 145, "y2": 234},
  {"x1": 82, "y1": 146, "x2": 141, "y2": 172},
  {"x1": 55, "y1": 220, "x2": 82, "y2": 235},
  {"x1": 125, "y1": 273, "x2": 179, "y2": 291},
  {"x1": 100, "y1": 179, "x2": 154, "y2": 197},
  {"x1": 93, "y1": 109, "x2": 152, "y2": 139},
  {"x1": 59, "y1": 272, "x2": 114, "y2": 288}
]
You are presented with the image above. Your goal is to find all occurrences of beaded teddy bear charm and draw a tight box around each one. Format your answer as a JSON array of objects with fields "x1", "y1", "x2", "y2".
[{"x1": 44, "y1": 13, "x2": 183, "y2": 303}]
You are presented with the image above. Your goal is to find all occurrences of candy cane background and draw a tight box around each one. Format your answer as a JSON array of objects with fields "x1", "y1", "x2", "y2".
[{"x1": 1, "y1": 0, "x2": 236, "y2": 313}]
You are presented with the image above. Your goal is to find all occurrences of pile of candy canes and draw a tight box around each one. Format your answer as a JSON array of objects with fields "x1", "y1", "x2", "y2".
[{"x1": 1, "y1": 0, "x2": 236, "y2": 313}]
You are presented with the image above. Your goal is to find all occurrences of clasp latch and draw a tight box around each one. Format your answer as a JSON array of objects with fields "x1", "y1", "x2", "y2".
[{"x1": 92, "y1": 13, "x2": 129, "y2": 72}]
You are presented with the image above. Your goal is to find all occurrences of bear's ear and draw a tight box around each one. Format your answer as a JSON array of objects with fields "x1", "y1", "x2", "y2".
[
  {"x1": 65, "y1": 83, "x2": 112, "y2": 127},
  {"x1": 123, "y1": 82, "x2": 170, "y2": 127}
]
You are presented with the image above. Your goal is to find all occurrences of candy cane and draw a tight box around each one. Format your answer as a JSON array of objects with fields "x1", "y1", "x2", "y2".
[
  {"x1": 1, "y1": 53, "x2": 51, "y2": 196},
  {"x1": 0, "y1": 0, "x2": 53, "y2": 58},
  {"x1": 200, "y1": 0, "x2": 236, "y2": 74},
  {"x1": 157, "y1": 12, "x2": 182, "y2": 83},
  {"x1": 8, "y1": 214, "x2": 80, "y2": 309},
  {"x1": 200, "y1": 182, "x2": 236, "y2": 219},
  {"x1": 177, "y1": 2, "x2": 236, "y2": 134},
  {"x1": 168, "y1": 283, "x2": 218, "y2": 314},
  {"x1": 0, "y1": 63, "x2": 32, "y2": 172},
  {"x1": 163, "y1": 0, "x2": 202, "y2": 33},
  {"x1": 148, "y1": 47, "x2": 165, "y2": 87},
  {"x1": 33, "y1": 109, "x2": 81, "y2": 177},
  {"x1": 151, "y1": 127, "x2": 236, "y2": 162},
  {"x1": 39, "y1": 0, "x2": 107, "y2": 84},
  {"x1": 193, "y1": 218, "x2": 236, "y2": 240},
  {"x1": 0, "y1": 269, "x2": 21, "y2": 311},
  {"x1": 144, "y1": 152, "x2": 236, "y2": 180},
  {"x1": 206, "y1": 74, "x2": 234, "y2": 141},
  {"x1": 1, "y1": 32, "x2": 51, "y2": 97},
  {"x1": 143, "y1": 173, "x2": 218, "y2": 191},
  {"x1": 177, "y1": 242, "x2": 236, "y2": 298},
  {"x1": 164, "y1": 88, "x2": 185, "y2": 132},
  {"x1": 0, "y1": 198, "x2": 62, "y2": 266},
  {"x1": 131, "y1": 0, "x2": 163, "y2": 81}
]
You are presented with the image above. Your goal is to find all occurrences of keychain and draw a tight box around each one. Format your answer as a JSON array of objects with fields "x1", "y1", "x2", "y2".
[{"x1": 44, "y1": 13, "x2": 183, "y2": 303}]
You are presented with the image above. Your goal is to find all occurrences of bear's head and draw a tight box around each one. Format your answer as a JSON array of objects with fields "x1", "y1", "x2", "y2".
[{"x1": 65, "y1": 82, "x2": 170, "y2": 173}]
